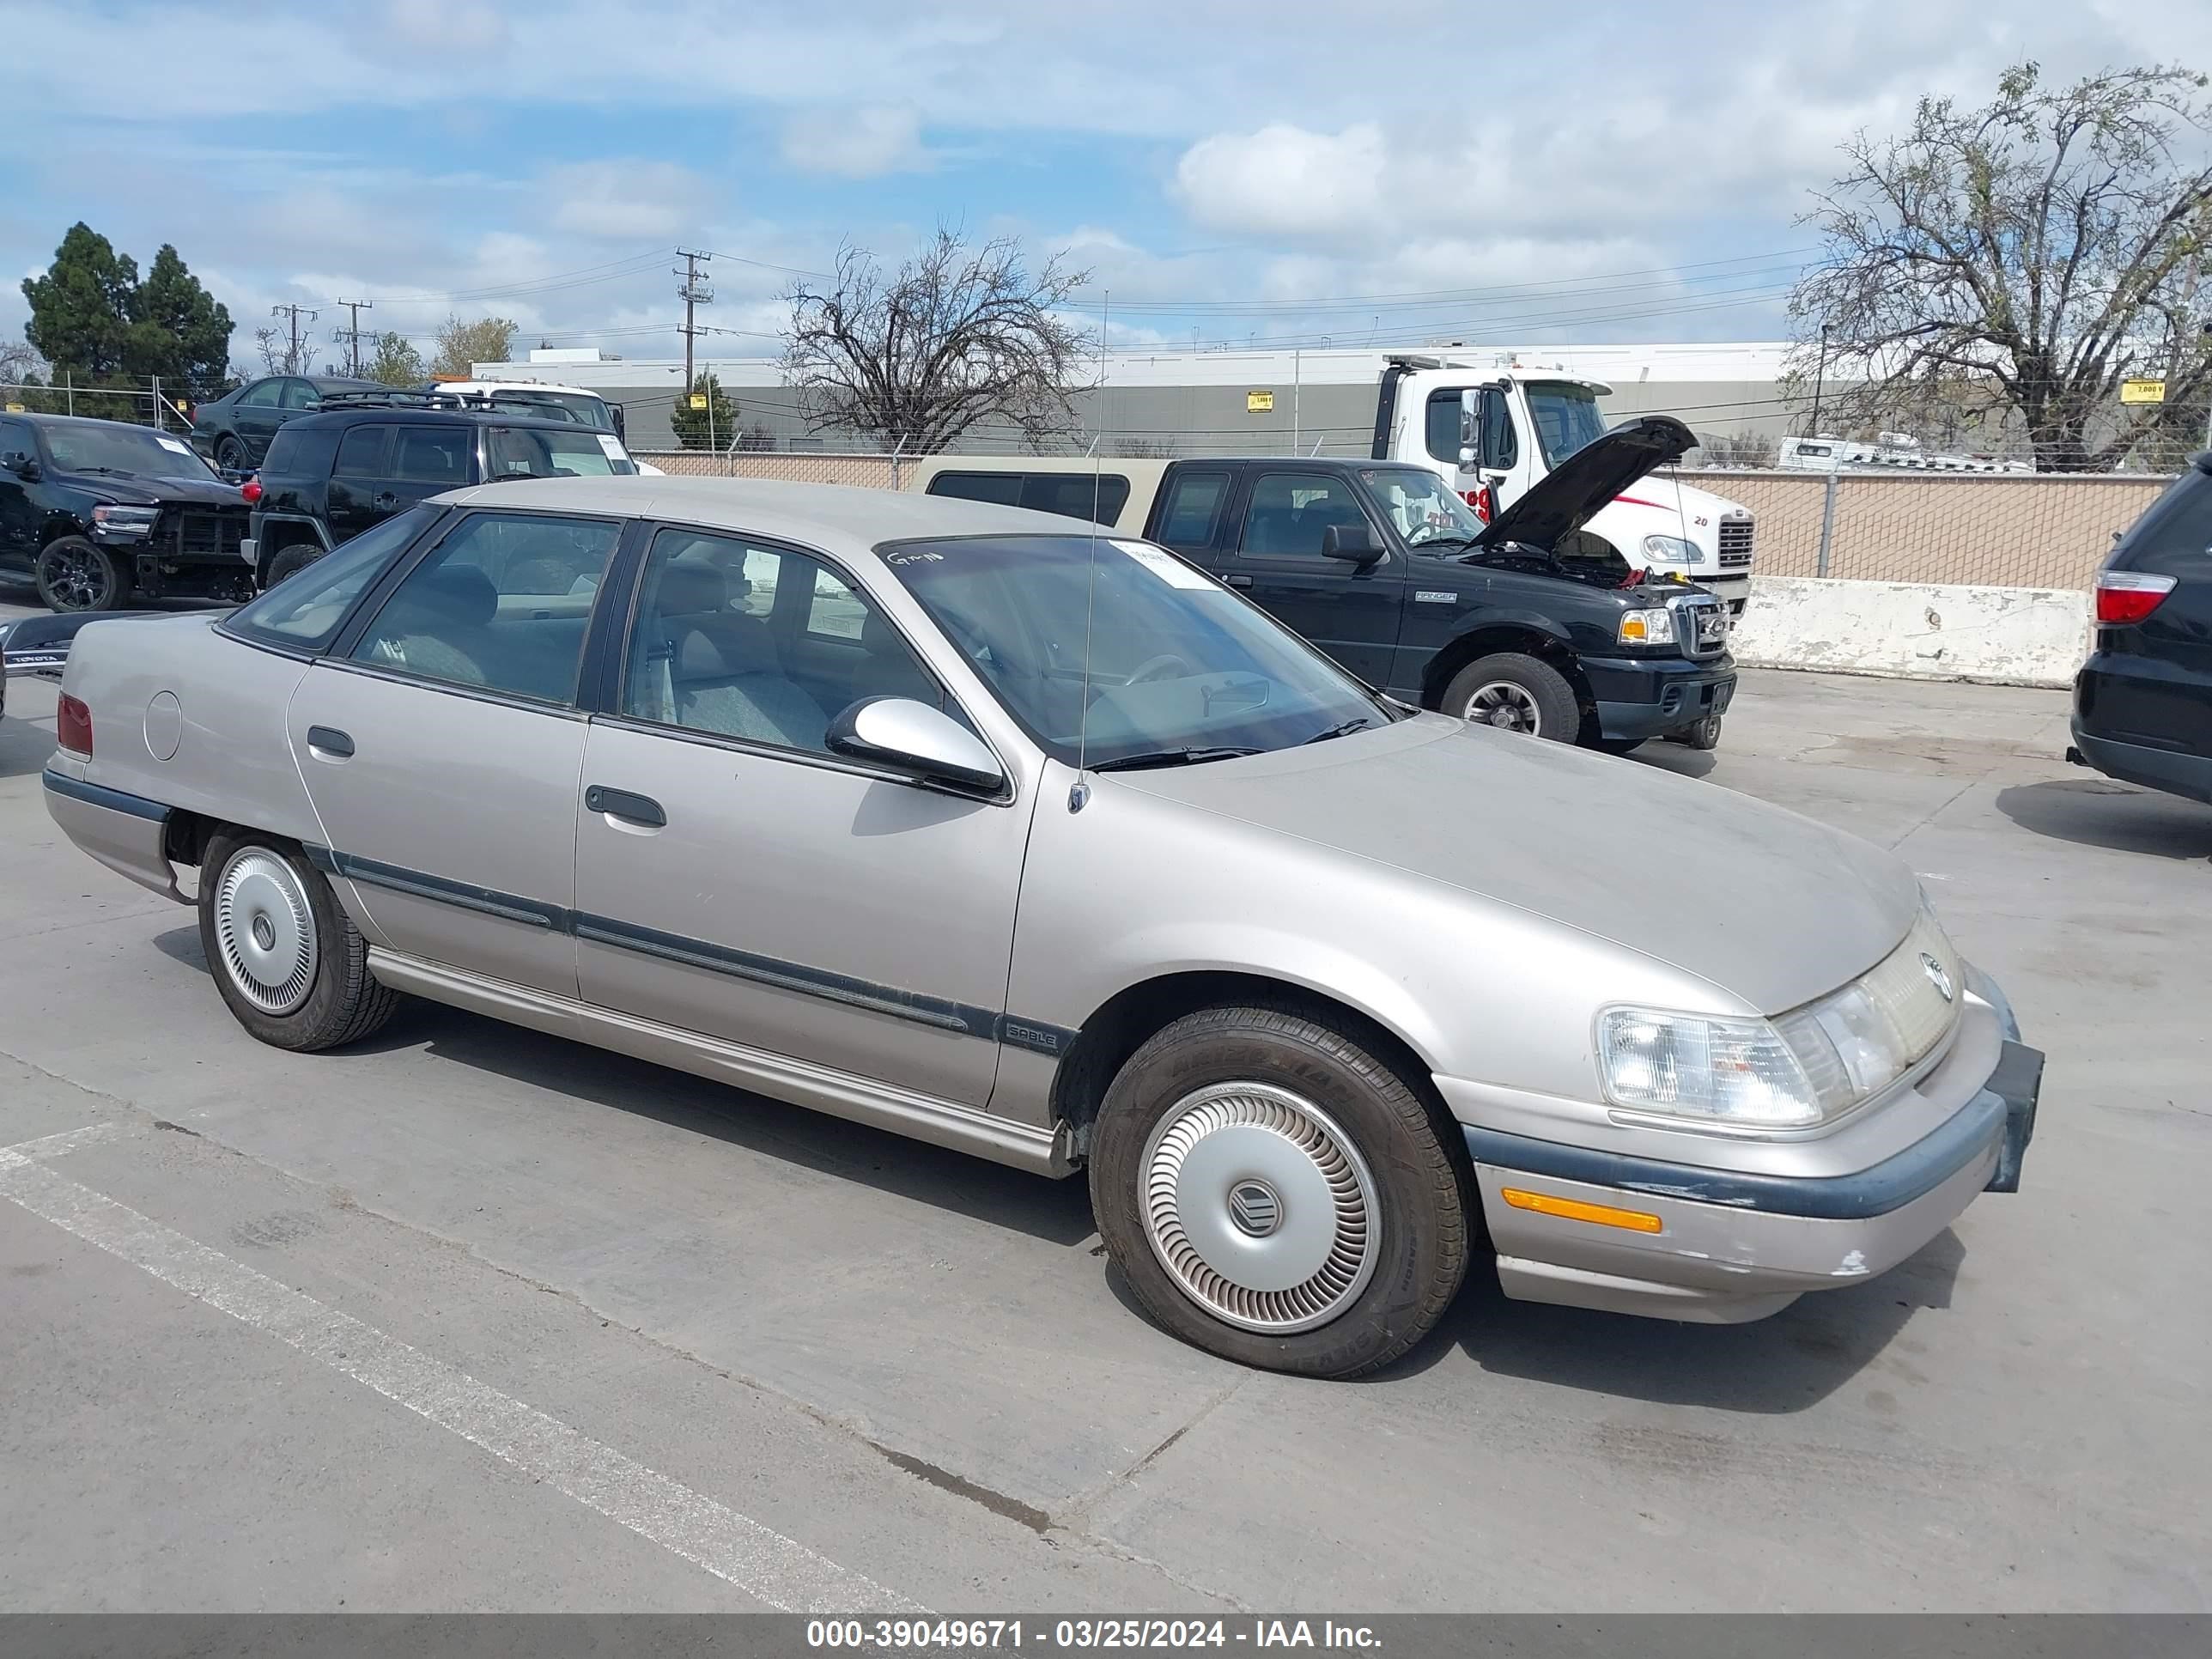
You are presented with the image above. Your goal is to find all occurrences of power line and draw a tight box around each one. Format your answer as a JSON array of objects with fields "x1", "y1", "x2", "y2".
[
  {"x1": 332, "y1": 298, "x2": 374, "y2": 376},
  {"x1": 270, "y1": 302, "x2": 318, "y2": 374},
  {"x1": 675, "y1": 247, "x2": 714, "y2": 391}
]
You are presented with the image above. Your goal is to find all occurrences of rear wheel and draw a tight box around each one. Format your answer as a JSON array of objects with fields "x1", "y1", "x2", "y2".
[
  {"x1": 264, "y1": 543, "x2": 322, "y2": 587},
  {"x1": 215, "y1": 434, "x2": 247, "y2": 472},
  {"x1": 198, "y1": 833, "x2": 399, "y2": 1051},
  {"x1": 1090, "y1": 1006, "x2": 1470, "y2": 1377},
  {"x1": 1440, "y1": 653, "x2": 1579, "y2": 741},
  {"x1": 35, "y1": 536, "x2": 128, "y2": 613}
]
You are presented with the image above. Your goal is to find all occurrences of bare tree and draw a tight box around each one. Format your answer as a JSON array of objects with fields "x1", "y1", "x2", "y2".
[
  {"x1": 1789, "y1": 63, "x2": 2212, "y2": 472},
  {"x1": 783, "y1": 231, "x2": 1093, "y2": 453},
  {"x1": 253, "y1": 323, "x2": 301, "y2": 375}
]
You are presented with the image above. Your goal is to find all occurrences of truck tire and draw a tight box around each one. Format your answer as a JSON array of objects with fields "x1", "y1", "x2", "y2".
[
  {"x1": 264, "y1": 543, "x2": 322, "y2": 586},
  {"x1": 1089, "y1": 1005, "x2": 1470, "y2": 1378},
  {"x1": 198, "y1": 832, "x2": 400, "y2": 1052},
  {"x1": 1440, "y1": 653, "x2": 1579, "y2": 741},
  {"x1": 35, "y1": 536, "x2": 130, "y2": 613}
]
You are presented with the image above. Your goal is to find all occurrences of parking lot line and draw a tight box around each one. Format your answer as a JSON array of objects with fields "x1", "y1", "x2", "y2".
[{"x1": 0, "y1": 1126, "x2": 927, "y2": 1616}]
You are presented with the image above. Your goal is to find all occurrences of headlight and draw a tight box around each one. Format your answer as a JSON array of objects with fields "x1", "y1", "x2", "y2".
[
  {"x1": 90, "y1": 504, "x2": 159, "y2": 538},
  {"x1": 1618, "y1": 606, "x2": 1676, "y2": 645},
  {"x1": 1643, "y1": 534, "x2": 1702, "y2": 566},
  {"x1": 1598, "y1": 908, "x2": 1963, "y2": 1132}
]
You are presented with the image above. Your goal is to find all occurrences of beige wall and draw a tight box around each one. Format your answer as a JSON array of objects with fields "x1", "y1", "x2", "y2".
[
  {"x1": 1677, "y1": 470, "x2": 2165, "y2": 591},
  {"x1": 630, "y1": 454, "x2": 2170, "y2": 593}
]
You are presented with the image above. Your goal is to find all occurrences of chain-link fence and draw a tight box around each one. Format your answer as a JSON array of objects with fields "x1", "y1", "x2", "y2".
[
  {"x1": 1670, "y1": 468, "x2": 2166, "y2": 591},
  {"x1": 634, "y1": 451, "x2": 904, "y2": 489},
  {"x1": 3, "y1": 376, "x2": 198, "y2": 431}
]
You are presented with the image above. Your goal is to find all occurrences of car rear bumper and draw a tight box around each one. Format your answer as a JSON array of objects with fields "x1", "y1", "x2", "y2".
[
  {"x1": 2069, "y1": 724, "x2": 2212, "y2": 805},
  {"x1": 1446, "y1": 969, "x2": 2039, "y2": 1323},
  {"x1": 41, "y1": 765, "x2": 186, "y2": 903},
  {"x1": 1585, "y1": 653, "x2": 1735, "y2": 738}
]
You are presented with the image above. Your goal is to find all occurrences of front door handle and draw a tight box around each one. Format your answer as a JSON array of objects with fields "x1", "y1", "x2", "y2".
[
  {"x1": 305, "y1": 725, "x2": 354, "y2": 758},
  {"x1": 585, "y1": 785, "x2": 665, "y2": 828},
  {"x1": 1224, "y1": 574, "x2": 1253, "y2": 587}
]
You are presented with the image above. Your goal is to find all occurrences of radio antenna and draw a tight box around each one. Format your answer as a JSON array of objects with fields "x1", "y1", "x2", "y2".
[{"x1": 1071, "y1": 289, "x2": 1108, "y2": 811}]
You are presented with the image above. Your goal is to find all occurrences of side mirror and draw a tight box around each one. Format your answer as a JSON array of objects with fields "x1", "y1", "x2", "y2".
[
  {"x1": 2, "y1": 451, "x2": 38, "y2": 481},
  {"x1": 827, "y1": 696, "x2": 1005, "y2": 794},
  {"x1": 1458, "y1": 388, "x2": 1483, "y2": 469},
  {"x1": 1321, "y1": 522, "x2": 1383, "y2": 566},
  {"x1": 609, "y1": 404, "x2": 627, "y2": 440}
]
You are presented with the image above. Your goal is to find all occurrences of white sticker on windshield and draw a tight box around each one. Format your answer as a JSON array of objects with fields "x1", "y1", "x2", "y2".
[
  {"x1": 596, "y1": 434, "x2": 628, "y2": 460},
  {"x1": 1111, "y1": 538, "x2": 1211, "y2": 590},
  {"x1": 156, "y1": 435, "x2": 191, "y2": 453}
]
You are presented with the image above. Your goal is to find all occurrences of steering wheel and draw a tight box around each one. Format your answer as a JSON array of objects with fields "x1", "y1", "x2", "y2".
[{"x1": 1126, "y1": 653, "x2": 1191, "y2": 684}]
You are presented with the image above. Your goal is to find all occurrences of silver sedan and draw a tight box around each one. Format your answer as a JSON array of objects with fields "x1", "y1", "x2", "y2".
[{"x1": 41, "y1": 477, "x2": 2041, "y2": 1376}]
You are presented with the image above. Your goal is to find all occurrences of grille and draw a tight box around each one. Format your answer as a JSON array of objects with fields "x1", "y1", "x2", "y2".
[
  {"x1": 170, "y1": 509, "x2": 247, "y2": 562},
  {"x1": 1679, "y1": 598, "x2": 1728, "y2": 659},
  {"x1": 1717, "y1": 514, "x2": 1754, "y2": 570}
]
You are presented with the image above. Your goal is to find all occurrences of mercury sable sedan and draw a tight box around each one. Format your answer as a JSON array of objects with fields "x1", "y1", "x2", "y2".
[{"x1": 42, "y1": 477, "x2": 2042, "y2": 1376}]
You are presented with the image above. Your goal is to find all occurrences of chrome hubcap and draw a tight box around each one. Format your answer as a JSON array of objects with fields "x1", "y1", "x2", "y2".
[
  {"x1": 213, "y1": 850, "x2": 317, "y2": 1016},
  {"x1": 1463, "y1": 681, "x2": 1540, "y2": 734},
  {"x1": 1139, "y1": 1083, "x2": 1379, "y2": 1334}
]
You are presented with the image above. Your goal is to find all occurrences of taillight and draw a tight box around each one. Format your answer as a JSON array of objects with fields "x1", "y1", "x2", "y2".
[
  {"x1": 2095, "y1": 570, "x2": 2177, "y2": 624},
  {"x1": 241, "y1": 476, "x2": 263, "y2": 504},
  {"x1": 58, "y1": 694, "x2": 94, "y2": 757}
]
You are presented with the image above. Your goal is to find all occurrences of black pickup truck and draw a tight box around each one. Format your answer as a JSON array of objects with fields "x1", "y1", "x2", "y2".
[{"x1": 1036, "y1": 419, "x2": 1733, "y2": 750}]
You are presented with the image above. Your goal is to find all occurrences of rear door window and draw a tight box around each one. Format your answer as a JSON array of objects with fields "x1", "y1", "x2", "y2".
[
  {"x1": 334, "y1": 425, "x2": 390, "y2": 477},
  {"x1": 280, "y1": 380, "x2": 322, "y2": 411},
  {"x1": 239, "y1": 380, "x2": 283, "y2": 409},
  {"x1": 264, "y1": 425, "x2": 339, "y2": 478},
  {"x1": 392, "y1": 426, "x2": 473, "y2": 485},
  {"x1": 1154, "y1": 470, "x2": 1231, "y2": 552}
]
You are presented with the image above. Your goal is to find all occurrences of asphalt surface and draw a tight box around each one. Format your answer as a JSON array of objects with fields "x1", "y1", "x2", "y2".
[{"x1": 3, "y1": 584, "x2": 2208, "y2": 1613}]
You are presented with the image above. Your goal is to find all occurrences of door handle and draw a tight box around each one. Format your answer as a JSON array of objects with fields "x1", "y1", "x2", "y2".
[
  {"x1": 585, "y1": 785, "x2": 665, "y2": 828},
  {"x1": 372, "y1": 491, "x2": 398, "y2": 508},
  {"x1": 1225, "y1": 574, "x2": 1253, "y2": 587},
  {"x1": 305, "y1": 725, "x2": 355, "y2": 758}
]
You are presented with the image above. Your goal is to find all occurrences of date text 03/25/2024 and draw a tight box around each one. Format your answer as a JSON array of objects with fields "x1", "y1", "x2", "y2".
[{"x1": 806, "y1": 1620, "x2": 1381, "y2": 1650}]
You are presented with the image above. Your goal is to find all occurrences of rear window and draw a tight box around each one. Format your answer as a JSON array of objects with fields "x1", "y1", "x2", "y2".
[
  {"x1": 925, "y1": 469, "x2": 1129, "y2": 525},
  {"x1": 222, "y1": 505, "x2": 442, "y2": 652},
  {"x1": 263, "y1": 425, "x2": 339, "y2": 479},
  {"x1": 2112, "y1": 466, "x2": 2212, "y2": 576},
  {"x1": 393, "y1": 426, "x2": 472, "y2": 485}
]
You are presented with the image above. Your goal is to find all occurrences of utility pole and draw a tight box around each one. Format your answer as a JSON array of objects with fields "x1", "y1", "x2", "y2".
[
  {"x1": 675, "y1": 248, "x2": 714, "y2": 392},
  {"x1": 333, "y1": 298, "x2": 374, "y2": 377},
  {"x1": 271, "y1": 302, "x2": 319, "y2": 374}
]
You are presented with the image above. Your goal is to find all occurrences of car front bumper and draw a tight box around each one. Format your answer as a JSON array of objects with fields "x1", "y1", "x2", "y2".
[
  {"x1": 1442, "y1": 967, "x2": 2039, "y2": 1323},
  {"x1": 1584, "y1": 653, "x2": 1735, "y2": 739}
]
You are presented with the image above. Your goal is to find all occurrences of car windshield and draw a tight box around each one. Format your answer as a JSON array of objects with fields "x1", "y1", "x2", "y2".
[
  {"x1": 40, "y1": 422, "x2": 218, "y2": 483},
  {"x1": 880, "y1": 534, "x2": 1390, "y2": 768},
  {"x1": 484, "y1": 426, "x2": 636, "y2": 478},
  {"x1": 1359, "y1": 466, "x2": 1486, "y2": 547},
  {"x1": 1524, "y1": 382, "x2": 1610, "y2": 467}
]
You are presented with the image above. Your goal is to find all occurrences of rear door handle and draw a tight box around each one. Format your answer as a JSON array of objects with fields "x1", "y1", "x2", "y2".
[
  {"x1": 305, "y1": 725, "x2": 354, "y2": 758},
  {"x1": 585, "y1": 785, "x2": 665, "y2": 828},
  {"x1": 1225, "y1": 574, "x2": 1253, "y2": 587}
]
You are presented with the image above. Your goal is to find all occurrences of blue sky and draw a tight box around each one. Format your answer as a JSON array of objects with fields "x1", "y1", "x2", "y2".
[{"x1": 5, "y1": 0, "x2": 2209, "y2": 372}]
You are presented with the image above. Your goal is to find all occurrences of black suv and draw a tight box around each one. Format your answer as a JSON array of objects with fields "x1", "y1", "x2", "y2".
[
  {"x1": 189, "y1": 374, "x2": 390, "y2": 471},
  {"x1": 246, "y1": 400, "x2": 640, "y2": 587},
  {"x1": 0, "y1": 412, "x2": 255, "y2": 611},
  {"x1": 2070, "y1": 452, "x2": 2212, "y2": 805}
]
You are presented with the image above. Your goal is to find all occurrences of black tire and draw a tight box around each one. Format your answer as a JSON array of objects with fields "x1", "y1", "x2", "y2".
[
  {"x1": 35, "y1": 536, "x2": 129, "y2": 613},
  {"x1": 1669, "y1": 715, "x2": 1723, "y2": 750},
  {"x1": 1089, "y1": 1005, "x2": 1470, "y2": 1378},
  {"x1": 1439, "y1": 653, "x2": 1579, "y2": 741},
  {"x1": 198, "y1": 832, "x2": 400, "y2": 1052},
  {"x1": 264, "y1": 543, "x2": 322, "y2": 587},
  {"x1": 214, "y1": 434, "x2": 247, "y2": 471},
  {"x1": 1593, "y1": 737, "x2": 1647, "y2": 755}
]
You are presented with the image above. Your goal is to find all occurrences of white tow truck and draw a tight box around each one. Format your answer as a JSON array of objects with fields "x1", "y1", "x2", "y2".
[{"x1": 1369, "y1": 354, "x2": 1755, "y2": 612}]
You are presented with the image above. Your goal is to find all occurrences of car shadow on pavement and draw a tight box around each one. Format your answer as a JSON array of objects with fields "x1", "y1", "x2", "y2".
[
  {"x1": 0, "y1": 716, "x2": 57, "y2": 778},
  {"x1": 1995, "y1": 778, "x2": 2212, "y2": 860},
  {"x1": 1364, "y1": 1227, "x2": 1968, "y2": 1411},
  {"x1": 1627, "y1": 746, "x2": 1719, "y2": 781}
]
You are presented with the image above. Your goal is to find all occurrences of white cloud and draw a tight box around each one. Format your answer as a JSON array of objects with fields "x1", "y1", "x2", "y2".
[
  {"x1": 1172, "y1": 125, "x2": 1389, "y2": 240},
  {"x1": 383, "y1": 0, "x2": 508, "y2": 52},
  {"x1": 547, "y1": 161, "x2": 708, "y2": 240},
  {"x1": 779, "y1": 106, "x2": 930, "y2": 179}
]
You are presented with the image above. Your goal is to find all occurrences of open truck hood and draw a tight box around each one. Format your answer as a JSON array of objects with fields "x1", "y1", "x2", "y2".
[{"x1": 1473, "y1": 413, "x2": 1697, "y2": 551}]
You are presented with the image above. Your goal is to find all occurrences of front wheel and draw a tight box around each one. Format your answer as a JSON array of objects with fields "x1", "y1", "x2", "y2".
[
  {"x1": 1089, "y1": 1006, "x2": 1470, "y2": 1377},
  {"x1": 1439, "y1": 653, "x2": 1579, "y2": 741},
  {"x1": 35, "y1": 536, "x2": 129, "y2": 613},
  {"x1": 198, "y1": 833, "x2": 400, "y2": 1051}
]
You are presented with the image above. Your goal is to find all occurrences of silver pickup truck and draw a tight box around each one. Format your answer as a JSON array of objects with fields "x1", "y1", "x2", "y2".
[{"x1": 37, "y1": 477, "x2": 2041, "y2": 1376}]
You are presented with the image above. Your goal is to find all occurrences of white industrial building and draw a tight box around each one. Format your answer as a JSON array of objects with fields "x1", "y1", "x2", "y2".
[{"x1": 477, "y1": 341, "x2": 1819, "y2": 455}]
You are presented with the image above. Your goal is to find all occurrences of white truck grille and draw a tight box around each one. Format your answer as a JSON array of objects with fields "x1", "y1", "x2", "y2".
[{"x1": 1717, "y1": 514, "x2": 1753, "y2": 571}]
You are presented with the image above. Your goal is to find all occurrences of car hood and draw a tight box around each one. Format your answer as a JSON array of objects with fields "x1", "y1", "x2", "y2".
[
  {"x1": 1474, "y1": 414, "x2": 1698, "y2": 550},
  {"x1": 56, "y1": 469, "x2": 247, "y2": 508},
  {"x1": 1109, "y1": 716, "x2": 1919, "y2": 1015}
]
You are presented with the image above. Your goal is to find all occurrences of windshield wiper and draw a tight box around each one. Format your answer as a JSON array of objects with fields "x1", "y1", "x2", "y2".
[
  {"x1": 71, "y1": 465, "x2": 138, "y2": 477},
  {"x1": 1090, "y1": 745, "x2": 1262, "y2": 773},
  {"x1": 1302, "y1": 717, "x2": 1377, "y2": 744}
]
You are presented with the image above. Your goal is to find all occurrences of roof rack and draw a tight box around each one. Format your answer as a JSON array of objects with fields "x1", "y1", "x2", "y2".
[{"x1": 313, "y1": 387, "x2": 586, "y2": 421}]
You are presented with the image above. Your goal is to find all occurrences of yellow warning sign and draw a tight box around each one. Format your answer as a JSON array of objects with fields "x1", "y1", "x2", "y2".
[
  {"x1": 1246, "y1": 389, "x2": 1275, "y2": 413},
  {"x1": 689, "y1": 393, "x2": 708, "y2": 410},
  {"x1": 2119, "y1": 379, "x2": 2166, "y2": 405}
]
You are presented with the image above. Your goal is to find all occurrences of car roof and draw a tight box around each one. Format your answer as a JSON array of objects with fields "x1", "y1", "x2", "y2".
[
  {"x1": 432, "y1": 474, "x2": 1109, "y2": 551},
  {"x1": 18, "y1": 412, "x2": 179, "y2": 430},
  {"x1": 288, "y1": 406, "x2": 585, "y2": 432}
]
